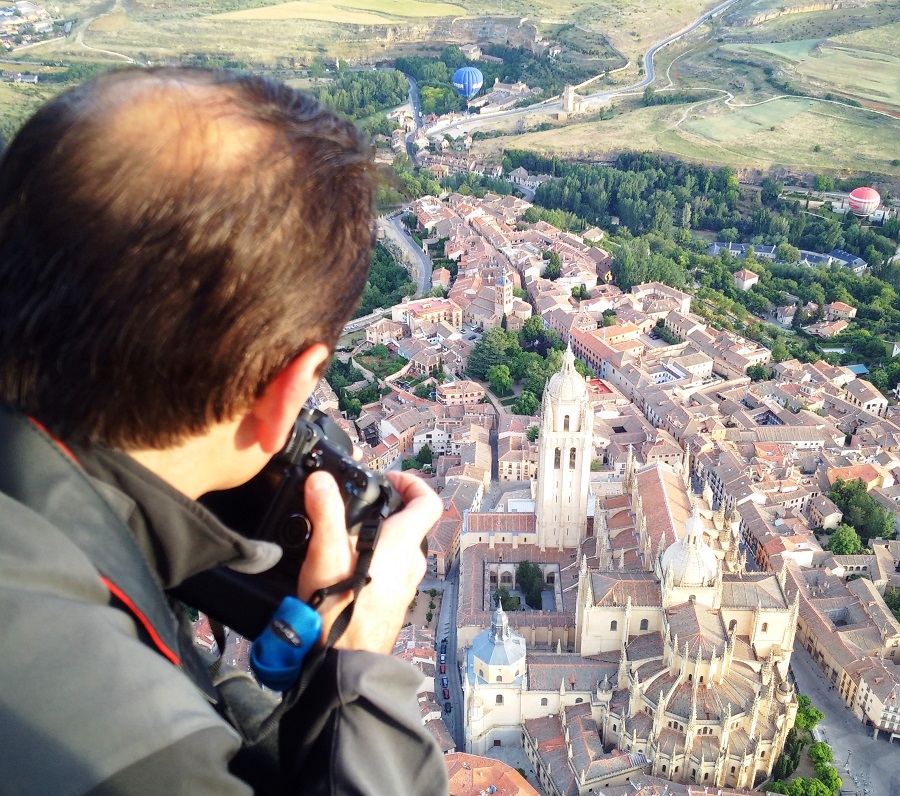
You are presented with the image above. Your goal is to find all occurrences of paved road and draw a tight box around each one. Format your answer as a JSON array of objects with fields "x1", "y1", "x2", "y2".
[
  {"x1": 404, "y1": 74, "x2": 423, "y2": 160},
  {"x1": 585, "y1": 0, "x2": 741, "y2": 107},
  {"x1": 378, "y1": 215, "x2": 432, "y2": 296},
  {"x1": 790, "y1": 641, "x2": 899, "y2": 796},
  {"x1": 429, "y1": 560, "x2": 465, "y2": 749},
  {"x1": 436, "y1": 0, "x2": 740, "y2": 137}
]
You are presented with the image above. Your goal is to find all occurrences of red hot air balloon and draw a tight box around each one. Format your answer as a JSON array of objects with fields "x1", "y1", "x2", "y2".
[{"x1": 848, "y1": 186, "x2": 881, "y2": 216}]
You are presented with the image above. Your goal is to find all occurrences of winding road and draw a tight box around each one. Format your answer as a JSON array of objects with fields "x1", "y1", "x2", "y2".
[
  {"x1": 378, "y1": 213, "x2": 432, "y2": 297},
  {"x1": 434, "y1": 0, "x2": 741, "y2": 137}
]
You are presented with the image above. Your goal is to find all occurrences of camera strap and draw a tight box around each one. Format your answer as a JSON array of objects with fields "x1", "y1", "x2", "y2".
[{"x1": 306, "y1": 504, "x2": 388, "y2": 649}]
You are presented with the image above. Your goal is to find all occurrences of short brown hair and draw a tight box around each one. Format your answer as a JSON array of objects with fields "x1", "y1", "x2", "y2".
[{"x1": 0, "y1": 67, "x2": 375, "y2": 448}]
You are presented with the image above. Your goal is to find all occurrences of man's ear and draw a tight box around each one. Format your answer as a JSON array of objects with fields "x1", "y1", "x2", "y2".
[{"x1": 250, "y1": 344, "x2": 331, "y2": 454}]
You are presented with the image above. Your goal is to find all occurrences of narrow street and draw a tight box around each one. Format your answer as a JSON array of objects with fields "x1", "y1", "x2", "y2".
[
  {"x1": 427, "y1": 561, "x2": 465, "y2": 749},
  {"x1": 790, "y1": 642, "x2": 898, "y2": 796},
  {"x1": 378, "y1": 215, "x2": 432, "y2": 297}
]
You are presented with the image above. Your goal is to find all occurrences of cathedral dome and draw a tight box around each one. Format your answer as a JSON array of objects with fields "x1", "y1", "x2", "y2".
[
  {"x1": 662, "y1": 502, "x2": 718, "y2": 587},
  {"x1": 546, "y1": 345, "x2": 586, "y2": 404},
  {"x1": 470, "y1": 603, "x2": 527, "y2": 670}
]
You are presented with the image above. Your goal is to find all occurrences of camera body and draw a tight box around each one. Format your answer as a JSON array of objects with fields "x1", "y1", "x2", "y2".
[{"x1": 202, "y1": 407, "x2": 403, "y2": 595}]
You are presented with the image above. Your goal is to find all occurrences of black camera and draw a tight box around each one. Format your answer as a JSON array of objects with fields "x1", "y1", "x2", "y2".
[{"x1": 175, "y1": 408, "x2": 405, "y2": 638}]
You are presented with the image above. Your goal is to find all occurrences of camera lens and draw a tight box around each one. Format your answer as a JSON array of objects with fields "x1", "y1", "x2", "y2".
[{"x1": 282, "y1": 514, "x2": 313, "y2": 551}]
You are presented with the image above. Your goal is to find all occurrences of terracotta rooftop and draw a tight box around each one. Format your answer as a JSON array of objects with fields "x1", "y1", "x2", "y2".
[
  {"x1": 445, "y1": 753, "x2": 539, "y2": 796},
  {"x1": 590, "y1": 571, "x2": 662, "y2": 608},
  {"x1": 466, "y1": 512, "x2": 535, "y2": 534},
  {"x1": 527, "y1": 652, "x2": 618, "y2": 692}
]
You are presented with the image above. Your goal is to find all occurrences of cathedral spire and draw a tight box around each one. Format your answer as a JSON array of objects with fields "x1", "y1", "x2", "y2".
[{"x1": 491, "y1": 601, "x2": 511, "y2": 644}]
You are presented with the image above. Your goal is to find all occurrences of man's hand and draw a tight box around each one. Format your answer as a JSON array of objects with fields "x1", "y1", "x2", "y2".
[{"x1": 297, "y1": 470, "x2": 442, "y2": 654}]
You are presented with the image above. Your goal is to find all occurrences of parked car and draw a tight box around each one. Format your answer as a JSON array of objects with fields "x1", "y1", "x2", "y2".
[
  {"x1": 442, "y1": 687, "x2": 450, "y2": 700},
  {"x1": 444, "y1": 701, "x2": 451, "y2": 713},
  {"x1": 440, "y1": 664, "x2": 446, "y2": 674},
  {"x1": 440, "y1": 654, "x2": 445, "y2": 664},
  {"x1": 441, "y1": 677, "x2": 448, "y2": 688}
]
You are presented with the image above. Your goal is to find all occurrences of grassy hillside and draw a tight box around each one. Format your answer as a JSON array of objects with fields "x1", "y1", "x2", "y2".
[
  {"x1": 1, "y1": 0, "x2": 896, "y2": 181},
  {"x1": 469, "y1": 98, "x2": 900, "y2": 178}
]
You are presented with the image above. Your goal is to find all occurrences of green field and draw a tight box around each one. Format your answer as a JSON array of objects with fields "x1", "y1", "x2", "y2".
[
  {"x1": 834, "y1": 20, "x2": 900, "y2": 55},
  {"x1": 470, "y1": 98, "x2": 900, "y2": 177},
  {"x1": 683, "y1": 97, "x2": 815, "y2": 140},
  {"x1": 728, "y1": 41, "x2": 900, "y2": 107},
  {"x1": 216, "y1": 0, "x2": 469, "y2": 23}
]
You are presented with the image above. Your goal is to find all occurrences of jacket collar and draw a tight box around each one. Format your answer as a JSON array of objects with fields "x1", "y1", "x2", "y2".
[{"x1": 70, "y1": 444, "x2": 282, "y2": 591}]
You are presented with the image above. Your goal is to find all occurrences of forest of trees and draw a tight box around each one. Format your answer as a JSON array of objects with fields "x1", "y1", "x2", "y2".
[
  {"x1": 354, "y1": 243, "x2": 415, "y2": 318},
  {"x1": 492, "y1": 150, "x2": 899, "y2": 391},
  {"x1": 504, "y1": 150, "x2": 898, "y2": 273},
  {"x1": 311, "y1": 69, "x2": 409, "y2": 120},
  {"x1": 467, "y1": 320, "x2": 592, "y2": 413},
  {"x1": 827, "y1": 478, "x2": 895, "y2": 545},
  {"x1": 505, "y1": 150, "x2": 744, "y2": 238}
]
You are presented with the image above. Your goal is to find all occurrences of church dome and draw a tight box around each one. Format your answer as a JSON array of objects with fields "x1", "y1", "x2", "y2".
[
  {"x1": 470, "y1": 603, "x2": 527, "y2": 670},
  {"x1": 546, "y1": 345, "x2": 586, "y2": 404},
  {"x1": 662, "y1": 503, "x2": 718, "y2": 586}
]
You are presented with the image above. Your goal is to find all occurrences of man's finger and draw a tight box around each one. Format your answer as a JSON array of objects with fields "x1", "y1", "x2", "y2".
[
  {"x1": 297, "y1": 471, "x2": 353, "y2": 601},
  {"x1": 384, "y1": 471, "x2": 443, "y2": 536}
]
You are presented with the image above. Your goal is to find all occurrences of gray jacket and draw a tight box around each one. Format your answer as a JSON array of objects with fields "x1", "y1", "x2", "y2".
[{"x1": 0, "y1": 407, "x2": 448, "y2": 795}]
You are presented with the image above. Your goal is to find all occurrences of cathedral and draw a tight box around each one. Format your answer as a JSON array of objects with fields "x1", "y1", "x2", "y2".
[{"x1": 460, "y1": 346, "x2": 798, "y2": 793}]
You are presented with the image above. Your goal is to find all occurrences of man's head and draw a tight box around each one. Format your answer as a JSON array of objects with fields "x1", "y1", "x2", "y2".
[{"x1": 0, "y1": 67, "x2": 375, "y2": 450}]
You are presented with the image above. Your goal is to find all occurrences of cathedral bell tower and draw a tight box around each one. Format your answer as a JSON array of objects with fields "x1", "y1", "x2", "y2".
[
  {"x1": 534, "y1": 345, "x2": 593, "y2": 551},
  {"x1": 495, "y1": 269, "x2": 514, "y2": 317}
]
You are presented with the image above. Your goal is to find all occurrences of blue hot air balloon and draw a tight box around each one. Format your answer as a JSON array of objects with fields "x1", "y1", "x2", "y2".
[{"x1": 452, "y1": 66, "x2": 484, "y2": 101}]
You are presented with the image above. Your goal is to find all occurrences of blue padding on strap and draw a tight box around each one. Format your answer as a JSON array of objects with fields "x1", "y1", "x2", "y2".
[{"x1": 251, "y1": 597, "x2": 322, "y2": 691}]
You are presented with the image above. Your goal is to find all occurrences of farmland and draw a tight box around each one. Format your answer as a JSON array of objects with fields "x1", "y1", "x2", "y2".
[
  {"x1": 469, "y1": 98, "x2": 900, "y2": 178},
  {"x1": 0, "y1": 0, "x2": 896, "y2": 182},
  {"x1": 724, "y1": 41, "x2": 900, "y2": 108},
  {"x1": 215, "y1": 0, "x2": 469, "y2": 24}
]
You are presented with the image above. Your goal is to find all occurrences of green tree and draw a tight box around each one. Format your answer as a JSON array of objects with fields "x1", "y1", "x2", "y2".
[
  {"x1": 747, "y1": 364, "x2": 772, "y2": 381},
  {"x1": 527, "y1": 425, "x2": 539, "y2": 442},
  {"x1": 514, "y1": 390, "x2": 540, "y2": 416},
  {"x1": 760, "y1": 177, "x2": 784, "y2": 205},
  {"x1": 884, "y1": 588, "x2": 900, "y2": 623},
  {"x1": 807, "y1": 742, "x2": 833, "y2": 765},
  {"x1": 795, "y1": 694, "x2": 825, "y2": 731},
  {"x1": 828, "y1": 523, "x2": 862, "y2": 555},
  {"x1": 813, "y1": 764, "x2": 842, "y2": 794},
  {"x1": 493, "y1": 588, "x2": 520, "y2": 611},
  {"x1": 771, "y1": 340, "x2": 791, "y2": 362},
  {"x1": 777, "y1": 242, "x2": 801, "y2": 263},
  {"x1": 544, "y1": 251, "x2": 562, "y2": 280},
  {"x1": 516, "y1": 562, "x2": 545, "y2": 609},
  {"x1": 829, "y1": 478, "x2": 895, "y2": 543},
  {"x1": 468, "y1": 328, "x2": 521, "y2": 379},
  {"x1": 416, "y1": 443, "x2": 433, "y2": 466},
  {"x1": 487, "y1": 364, "x2": 513, "y2": 396}
]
